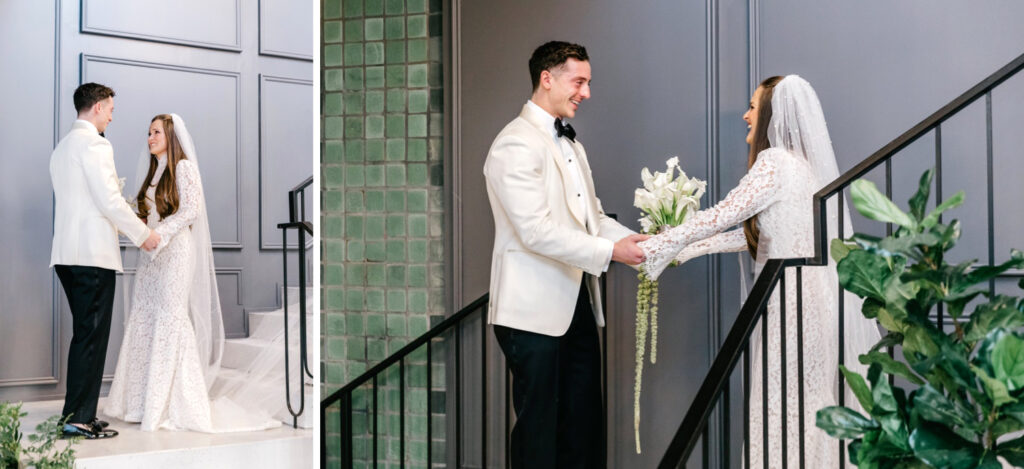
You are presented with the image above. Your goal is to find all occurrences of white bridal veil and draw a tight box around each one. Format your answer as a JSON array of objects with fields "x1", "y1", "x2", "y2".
[{"x1": 766, "y1": 75, "x2": 881, "y2": 410}]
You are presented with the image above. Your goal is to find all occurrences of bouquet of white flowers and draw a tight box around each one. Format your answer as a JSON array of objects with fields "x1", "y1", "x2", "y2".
[{"x1": 631, "y1": 156, "x2": 705, "y2": 453}]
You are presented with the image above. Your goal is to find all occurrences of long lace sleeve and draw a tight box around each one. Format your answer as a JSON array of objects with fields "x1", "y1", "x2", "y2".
[
  {"x1": 672, "y1": 229, "x2": 747, "y2": 265},
  {"x1": 640, "y1": 150, "x2": 785, "y2": 279},
  {"x1": 150, "y1": 160, "x2": 203, "y2": 256}
]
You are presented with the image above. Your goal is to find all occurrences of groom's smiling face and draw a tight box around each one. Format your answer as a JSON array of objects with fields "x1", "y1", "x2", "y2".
[{"x1": 543, "y1": 58, "x2": 591, "y2": 119}]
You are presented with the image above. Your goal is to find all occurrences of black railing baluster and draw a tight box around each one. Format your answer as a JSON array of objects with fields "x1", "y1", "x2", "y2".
[
  {"x1": 400, "y1": 358, "x2": 405, "y2": 469},
  {"x1": 482, "y1": 314, "x2": 488, "y2": 468},
  {"x1": 796, "y1": 266, "x2": 805, "y2": 469},
  {"x1": 762, "y1": 302, "x2": 769, "y2": 469},
  {"x1": 506, "y1": 366, "x2": 511, "y2": 469},
  {"x1": 839, "y1": 191, "x2": 848, "y2": 465},
  {"x1": 702, "y1": 426, "x2": 709, "y2": 469},
  {"x1": 935, "y1": 126, "x2": 944, "y2": 328},
  {"x1": 347, "y1": 393, "x2": 354, "y2": 467},
  {"x1": 427, "y1": 339, "x2": 433, "y2": 468},
  {"x1": 373, "y1": 376, "x2": 378, "y2": 468},
  {"x1": 722, "y1": 380, "x2": 729, "y2": 469},
  {"x1": 780, "y1": 272, "x2": 788, "y2": 466},
  {"x1": 744, "y1": 345, "x2": 750, "y2": 469},
  {"x1": 456, "y1": 324, "x2": 462, "y2": 469},
  {"x1": 987, "y1": 92, "x2": 996, "y2": 295}
]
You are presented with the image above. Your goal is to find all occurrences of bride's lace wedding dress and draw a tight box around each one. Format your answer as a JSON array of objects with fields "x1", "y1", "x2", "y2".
[
  {"x1": 641, "y1": 148, "x2": 841, "y2": 467},
  {"x1": 104, "y1": 155, "x2": 278, "y2": 433}
]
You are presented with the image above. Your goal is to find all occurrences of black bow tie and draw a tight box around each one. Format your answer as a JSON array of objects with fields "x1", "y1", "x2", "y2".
[{"x1": 554, "y1": 119, "x2": 576, "y2": 142}]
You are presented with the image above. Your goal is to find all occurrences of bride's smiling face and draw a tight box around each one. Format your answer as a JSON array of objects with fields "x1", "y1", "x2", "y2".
[
  {"x1": 148, "y1": 120, "x2": 167, "y2": 157},
  {"x1": 743, "y1": 86, "x2": 764, "y2": 145}
]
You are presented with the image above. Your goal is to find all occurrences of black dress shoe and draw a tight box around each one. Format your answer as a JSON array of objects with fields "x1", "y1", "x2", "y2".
[
  {"x1": 89, "y1": 418, "x2": 110, "y2": 429},
  {"x1": 62, "y1": 422, "x2": 118, "y2": 439}
]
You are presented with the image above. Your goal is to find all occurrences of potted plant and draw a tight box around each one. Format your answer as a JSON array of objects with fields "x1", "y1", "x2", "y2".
[
  {"x1": 0, "y1": 402, "x2": 79, "y2": 469},
  {"x1": 816, "y1": 169, "x2": 1024, "y2": 468}
]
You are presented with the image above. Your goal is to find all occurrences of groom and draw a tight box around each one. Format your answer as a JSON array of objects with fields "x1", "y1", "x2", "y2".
[
  {"x1": 483, "y1": 41, "x2": 647, "y2": 468},
  {"x1": 50, "y1": 83, "x2": 160, "y2": 439}
]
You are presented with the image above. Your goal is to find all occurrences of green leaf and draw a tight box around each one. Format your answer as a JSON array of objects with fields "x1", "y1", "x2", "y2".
[
  {"x1": 908, "y1": 169, "x2": 933, "y2": 222},
  {"x1": 838, "y1": 249, "x2": 894, "y2": 302},
  {"x1": 946, "y1": 285, "x2": 990, "y2": 320},
  {"x1": 877, "y1": 232, "x2": 943, "y2": 260},
  {"x1": 860, "y1": 350, "x2": 925, "y2": 385},
  {"x1": 939, "y1": 220, "x2": 962, "y2": 250},
  {"x1": 851, "y1": 179, "x2": 918, "y2": 229},
  {"x1": 990, "y1": 331, "x2": 1024, "y2": 392},
  {"x1": 831, "y1": 237, "x2": 857, "y2": 263},
  {"x1": 852, "y1": 429, "x2": 916, "y2": 467},
  {"x1": 964, "y1": 295, "x2": 1024, "y2": 343},
  {"x1": 870, "y1": 370, "x2": 912, "y2": 450},
  {"x1": 965, "y1": 249, "x2": 1024, "y2": 285},
  {"x1": 972, "y1": 364, "x2": 1017, "y2": 408},
  {"x1": 903, "y1": 325, "x2": 940, "y2": 360},
  {"x1": 862, "y1": 298, "x2": 886, "y2": 319},
  {"x1": 991, "y1": 415, "x2": 1024, "y2": 440},
  {"x1": 912, "y1": 384, "x2": 978, "y2": 430},
  {"x1": 842, "y1": 365, "x2": 875, "y2": 414},
  {"x1": 998, "y1": 435, "x2": 1024, "y2": 466},
  {"x1": 920, "y1": 190, "x2": 966, "y2": 229},
  {"x1": 871, "y1": 333, "x2": 904, "y2": 353},
  {"x1": 876, "y1": 306, "x2": 909, "y2": 333},
  {"x1": 908, "y1": 424, "x2": 984, "y2": 469},
  {"x1": 816, "y1": 406, "x2": 879, "y2": 439}
]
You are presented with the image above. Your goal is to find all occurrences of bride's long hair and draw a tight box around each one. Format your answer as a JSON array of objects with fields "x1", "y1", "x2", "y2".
[
  {"x1": 136, "y1": 114, "x2": 188, "y2": 219},
  {"x1": 742, "y1": 75, "x2": 784, "y2": 258}
]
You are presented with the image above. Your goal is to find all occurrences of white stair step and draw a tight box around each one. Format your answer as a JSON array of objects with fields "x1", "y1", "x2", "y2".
[
  {"x1": 221, "y1": 337, "x2": 315, "y2": 370},
  {"x1": 279, "y1": 285, "x2": 313, "y2": 305},
  {"x1": 248, "y1": 308, "x2": 313, "y2": 334}
]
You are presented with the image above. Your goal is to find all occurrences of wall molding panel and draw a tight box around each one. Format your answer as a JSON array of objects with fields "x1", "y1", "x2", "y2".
[
  {"x1": 81, "y1": 54, "x2": 244, "y2": 249},
  {"x1": 258, "y1": 0, "x2": 313, "y2": 60},
  {"x1": 81, "y1": 0, "x2": 242, "y2": 52},
  {"x1": 257, "y1": 74, "x2": 313, "y2": 250}
]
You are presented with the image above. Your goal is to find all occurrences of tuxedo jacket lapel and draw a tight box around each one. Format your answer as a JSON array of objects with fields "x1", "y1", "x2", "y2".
[{"x1": 518, "y1": 104, "x2": 587, "y2": 229}]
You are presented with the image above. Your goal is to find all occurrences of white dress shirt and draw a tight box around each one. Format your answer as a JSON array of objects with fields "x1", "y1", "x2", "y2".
[{"x1": 526, "y1": 100, "x2": 591, "y2": 228}]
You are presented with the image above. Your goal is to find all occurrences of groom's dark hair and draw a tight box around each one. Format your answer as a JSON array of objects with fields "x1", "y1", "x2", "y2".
[
  {"x1": 74, "y1": 83, "x2": 115, "y2": 114},
  {"x1": 529, "y1": 41, "x2": 589, "y2": 91}
]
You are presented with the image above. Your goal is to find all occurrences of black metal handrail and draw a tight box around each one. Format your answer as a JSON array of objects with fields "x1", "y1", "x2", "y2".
[
  {"x1": 321, "y1": 293, "x2": 489, "y2": 468},
  {"x1": 659, "y1": 50, "x2": 1024, "y2": 468},
  {"x1": 277, "y1": 176, "x2": 314, "y2": 428}
]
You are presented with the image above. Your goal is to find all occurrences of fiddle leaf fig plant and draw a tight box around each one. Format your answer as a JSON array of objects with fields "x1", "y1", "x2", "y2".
[{"x1": 816, "y1": 169, "x2": 1024, "y2": 468}]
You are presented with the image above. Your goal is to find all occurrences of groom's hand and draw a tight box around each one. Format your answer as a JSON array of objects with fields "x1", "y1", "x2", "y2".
[
  {"x1": 612, "y1": 234, "x2": 649, "y2": 265},
  {"x1": 141, "y1": 230, "x2": 161, "y2": 251}
]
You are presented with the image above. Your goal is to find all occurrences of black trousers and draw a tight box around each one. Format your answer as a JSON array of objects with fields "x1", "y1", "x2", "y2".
[
  {"x1": 55, "y1": 265, "x2": 116, "y2": 425},
  {"x1": 494, "y1": 281, "x2": 605, "y2": 469}
]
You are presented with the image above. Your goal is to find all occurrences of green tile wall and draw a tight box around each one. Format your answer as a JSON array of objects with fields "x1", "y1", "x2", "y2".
[{"x1": 323, "y1": 0, "x2": 445, "y2": 467}]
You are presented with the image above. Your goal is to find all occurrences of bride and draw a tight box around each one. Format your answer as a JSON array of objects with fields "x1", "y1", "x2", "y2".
[
  {"x1": 639, "y1": 76, "x2": 878, "y2": 466},
  {"x1": 103, "y1": 114, "x2": 280, "y2": 433}
]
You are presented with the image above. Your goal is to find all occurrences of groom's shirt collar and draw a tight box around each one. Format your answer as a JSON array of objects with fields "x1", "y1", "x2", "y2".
[
  {"x1": 526, "y1": 100, "x2": 562, "y2": 143},
  {"x1": 74, "y1": 119, "x2": 99, "y2": 135}
]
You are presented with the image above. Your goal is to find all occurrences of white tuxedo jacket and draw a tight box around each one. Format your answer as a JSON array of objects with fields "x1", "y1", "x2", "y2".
[
  {"x1": 50, "y1": 120, "x2": 150, "y2": 272},
  {"x1": 483, "y1": 103, "x2": 635, "y2": 336}
]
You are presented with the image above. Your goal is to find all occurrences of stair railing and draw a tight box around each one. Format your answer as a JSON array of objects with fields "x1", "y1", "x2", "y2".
[
  {"x1": 278, "y1": 175, "x2": 314, "y2": 428},
  {"x1": 659, "y1": 50, "x2": 1024, "y2": 468},
  {"x1": 321, "y1": 274, "x2": 611, "y2": 469}
]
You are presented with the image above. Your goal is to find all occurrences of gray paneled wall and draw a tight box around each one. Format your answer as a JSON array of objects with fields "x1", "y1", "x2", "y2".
[
  {"x1": 0, "y1": 0, "x2": 311, "y2": 403},
  {"x1": 452, "y1": 0, "x2": 1024, "y2": 466}
]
